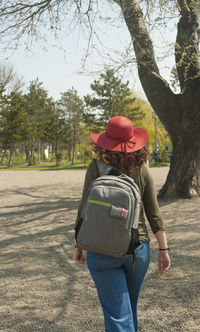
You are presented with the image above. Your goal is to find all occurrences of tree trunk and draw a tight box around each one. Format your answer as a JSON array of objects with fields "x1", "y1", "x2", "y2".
[
  {"x1": 0, "y1": 150, "x2": 7, "y2": 164},
  {"x1": 51, "y1": 143, "x2": 54, "y2": 161},
  {"x1": 25, "y1": 142, "x2": 29, "y2": 162},
  {"x1": 8, "y1": 145, "x2": 14, "y2": 167},
  {"x1": 27, "y1": 151, "x2": 32, "y2": 166},
  {"x1": 55, "y1": 141, "x2": 60, "y2": 166},
  {"x1": 71, "y1": 123, "x2": 76, "y2": 165},
  {"x1": 159, "y1": 123, "x2": 200, "y2": 198},
  {"x1": 68, "y1": 145, "x2": 71, "y2": 162},
  {"x1": 38, "y1": 140, "x2": 41, "y2": 164},
  {"x1": 27, "y1": 141, "x2": 34, "y2": 166}
]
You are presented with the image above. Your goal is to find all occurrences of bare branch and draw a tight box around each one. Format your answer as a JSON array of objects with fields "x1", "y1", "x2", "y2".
[
  {"x1": 0, "y1": 0, "x2": 53, "y2": 16},
  {"x1": 0, "y1": 65, "x2": 24, "y2": 93}
]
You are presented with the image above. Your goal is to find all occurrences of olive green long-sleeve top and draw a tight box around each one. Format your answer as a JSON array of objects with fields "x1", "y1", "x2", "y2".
[{"x1": 75, "y1": 159, "x2": 165, "y2": 242}]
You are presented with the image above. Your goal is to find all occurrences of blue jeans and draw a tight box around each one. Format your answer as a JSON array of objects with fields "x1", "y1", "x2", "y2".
[{"x1": 87, "y1": 241, "x2": 150, "y2": 332}]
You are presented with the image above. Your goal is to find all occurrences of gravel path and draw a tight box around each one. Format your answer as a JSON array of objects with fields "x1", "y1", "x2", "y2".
[{"x1": 0, "y1": 168, "x2": 199, "y2": 332}]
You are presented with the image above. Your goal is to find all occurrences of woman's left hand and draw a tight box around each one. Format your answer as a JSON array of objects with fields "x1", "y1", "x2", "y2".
[
  {"x1": 73, "y1": 247, "x2": 86, "y2": 264},
  {"x1": 158, "y1": 251, "x2": 170, "y2": 275}
]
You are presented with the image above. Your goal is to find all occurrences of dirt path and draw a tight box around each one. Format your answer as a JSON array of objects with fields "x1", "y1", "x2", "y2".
[{"x1": 0, "y1": 168, "x2": 199, "y2": 332}]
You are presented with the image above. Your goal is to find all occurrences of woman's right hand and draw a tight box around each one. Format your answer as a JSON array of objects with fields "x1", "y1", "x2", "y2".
[
  {"x1": 73, "y1": 247, "x2": 86, "y2": 264},
  {"x1": 158, "y1": 250, "x2": 170, "y2": 275}
]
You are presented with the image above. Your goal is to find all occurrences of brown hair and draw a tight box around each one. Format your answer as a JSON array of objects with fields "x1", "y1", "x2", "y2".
[{"x1": 92, "y1": 144, "x2": 149, "y2": 177}]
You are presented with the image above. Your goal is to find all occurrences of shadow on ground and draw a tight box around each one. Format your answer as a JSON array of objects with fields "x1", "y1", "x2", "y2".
[{"x1": 0, "y1": 172, "x2": 199, "y2": 332}]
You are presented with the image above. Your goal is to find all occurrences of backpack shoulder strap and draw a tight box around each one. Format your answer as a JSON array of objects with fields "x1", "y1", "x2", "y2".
[{"x1": 95, "y1": 159, "x2": 113, "y2": 176}]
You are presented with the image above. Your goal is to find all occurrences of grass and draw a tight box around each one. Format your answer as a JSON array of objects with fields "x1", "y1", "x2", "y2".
[
  {"x1": 149, "y1": 161, "x2": 170, "y2": 167},
  {"x1": 0, "y1": 160, "x2": 90, "y2": 171},
  {"x1": 0, "y1": 159, "x2": 170, "y2": 171}
]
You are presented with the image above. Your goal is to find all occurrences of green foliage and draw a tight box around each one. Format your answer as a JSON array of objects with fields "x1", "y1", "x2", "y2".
[
  {"x1": 84, "y1": 68, "x2": 144, "y2": 127},
  {"x1": 44, "y1": 106, "x2": 67, "y2": 145},
  {"x1": 58, "y1": 88, "x2": 84, "y2": 126},
  {"x1": 160, "y1": 149, "x2": 169, "y2": 162},
  {"x1": 0, "y1": 69, "x2": 171, "y2": 168},
  {"x1": 32, "y1": 153, "x2": 39, "y2": 165},
  {"x1": 57, "y1": 88, "x2": 85, "y2": 163},
  {"x1": 25, "y1": 79, "x2": 54, "y2": 141},
  {"x1": 0, "y1": 92, "x2": 30, "y2": 149},
  {"x1": 23, "y1": 79, "x2": 56, "y2": 165},
  {"x1": 55, "y1": 151, "x2": 63, "y2": 166},
  {"x1": 81, "y1": 145, "x2": 93, "y2": 165},
  {"x1": 13, "y1": 152, "x2": 26, "y2": 163},
  {"x1": 132, "y1": 98, "x2": 171, "y2": 153}
]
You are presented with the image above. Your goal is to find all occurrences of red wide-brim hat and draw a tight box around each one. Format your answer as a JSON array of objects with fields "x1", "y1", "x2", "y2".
[{"x1": 91, "y1": 116, "x2": 148, "y2": 153}]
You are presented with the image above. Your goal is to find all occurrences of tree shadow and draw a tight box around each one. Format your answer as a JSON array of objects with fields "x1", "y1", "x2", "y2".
[
  {"x1": 0, "y1": 183, "x2": 102, "y2": 331},
  {"x1": 1, "y1": 177, "x2": 199, "y2": 331},
  {"x1": 138, "y1": 220, "x2": 200, "y2": 332}
]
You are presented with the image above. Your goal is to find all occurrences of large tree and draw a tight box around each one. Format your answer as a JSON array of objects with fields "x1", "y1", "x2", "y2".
[
  {"x1": 115, "y1": 0, "x2": 200, "y2": 199},
  {"x1": 1, "y1": 0, "x2": 199, "y2": 198}
]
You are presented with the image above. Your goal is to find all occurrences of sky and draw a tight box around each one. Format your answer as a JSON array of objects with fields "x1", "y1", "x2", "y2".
[
  {"x1": 2, "y1": 44, "x2": 98, "y2": 100},
  {"x1": 1, "y1": 33, "x2": 146, "y2": 101},
  {"x1": 0, "y1": 3, "x2": 177, "y2": 102}
]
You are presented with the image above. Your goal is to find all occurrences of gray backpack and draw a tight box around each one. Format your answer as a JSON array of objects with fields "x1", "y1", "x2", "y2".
[{"x1": 76, "y1": 159, "x2": 141, "y2": 258}]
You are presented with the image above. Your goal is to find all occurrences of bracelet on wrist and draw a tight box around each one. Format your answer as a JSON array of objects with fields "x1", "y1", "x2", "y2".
[
  {"x1": 159, "y1": 248, "x2": 170, "y2": 251},
  {"x1": 74, "y1": 244, "x2": 80, "y2": 249}
]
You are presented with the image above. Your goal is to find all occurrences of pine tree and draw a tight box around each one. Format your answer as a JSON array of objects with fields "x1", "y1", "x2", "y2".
[
  {"x1": 57, "y1": 88, "x2": 84, "y2": 164},
  {"x1": 24, "y1": 79, "x2": 54, "y2": 165},
  {"x1": 84, "y1": 69, "x2": 144, "y2": 127},
  {"x1": 0, "y1": 92, "x2": 29, "y2": 166}
]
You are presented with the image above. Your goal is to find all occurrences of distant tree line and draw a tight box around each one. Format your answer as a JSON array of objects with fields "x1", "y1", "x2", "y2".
[{"x1": 0, "y1": 66, "x2": 170, "y2": 167}]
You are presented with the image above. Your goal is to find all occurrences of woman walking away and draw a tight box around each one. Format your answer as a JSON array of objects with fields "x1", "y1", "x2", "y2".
[{"x1": 73, "y1": 116, "x2": 170, "y2": 332}]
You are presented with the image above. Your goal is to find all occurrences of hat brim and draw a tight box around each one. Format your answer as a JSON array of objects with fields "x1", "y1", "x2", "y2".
[{"x1": 91, "y1": 127, "x2": 148, "y2": 153}]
